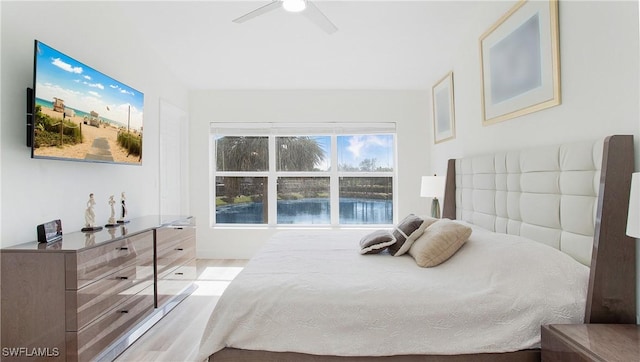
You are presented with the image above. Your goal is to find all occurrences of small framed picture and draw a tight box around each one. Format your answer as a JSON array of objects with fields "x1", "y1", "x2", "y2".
[
  {"x1": 432, "y1": 71, "x2": 455, "y2": 144},
  {"x1": 480, "y1": 0, "x2": 560, "y2": 125}
]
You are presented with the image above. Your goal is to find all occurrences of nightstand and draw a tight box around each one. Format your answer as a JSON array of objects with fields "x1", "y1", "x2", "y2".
[{"x1": 541, "y1": 324, "x2": 640, "y2": 361}]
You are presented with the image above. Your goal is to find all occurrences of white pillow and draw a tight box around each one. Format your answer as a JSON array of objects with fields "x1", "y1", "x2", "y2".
[{"x1": 408, "y1": 219, "x2": 472, "y2": 267}]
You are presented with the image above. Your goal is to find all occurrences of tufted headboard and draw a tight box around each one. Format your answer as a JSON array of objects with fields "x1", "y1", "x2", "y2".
[
  {"x1": 442, "y1": 135, "x2": 635, "y2": 324},
  {"x1": 454, "y1": 139, "x2": 603, "y2": 266}
]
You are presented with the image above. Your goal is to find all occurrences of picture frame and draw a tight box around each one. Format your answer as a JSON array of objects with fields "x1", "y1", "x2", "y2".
[
  {"x1": 480, "y1": 0, "x2": 560, "y2": 125},
  {"x1": 432, "y1": 71, "x2": 455, "y2": 144}
]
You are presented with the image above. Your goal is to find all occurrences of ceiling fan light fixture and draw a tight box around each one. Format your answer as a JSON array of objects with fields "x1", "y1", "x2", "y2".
[{"x1": 282, "y1": 0, "x2": 306, "y2": 13}]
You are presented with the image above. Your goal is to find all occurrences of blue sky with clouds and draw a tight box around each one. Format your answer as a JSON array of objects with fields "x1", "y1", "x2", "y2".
[
  {"x1": 308, "y1": 135, "x2": 394, "y2": 171},
  {"x1": 338, "y1": 135, "x2": 394, "y2": 170},
  {"x1": 34, "y1": 40, "x2": 144, "y2": 131}
]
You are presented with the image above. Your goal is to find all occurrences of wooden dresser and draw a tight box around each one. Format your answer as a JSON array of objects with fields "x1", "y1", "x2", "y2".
[
  {"x1": 1, "y1": 216, "x2": 196, "y2": 362},
  {"x1": 155, "y1": 224, "x2": 197, "y2": 309}
]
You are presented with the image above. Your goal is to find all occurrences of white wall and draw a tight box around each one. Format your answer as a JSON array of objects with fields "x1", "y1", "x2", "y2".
[
  {"x1": 0, "y1": 2, "x2": 188, "y2": 247},
  {"x1": 159, "y1": 99, "x2": 190, "y2": 217},
  {"x1": 190, "y1": 90, "x2": 430, "y2": 258},
  {"x1": 429, "y1": 1, "x2": 639, "y2": 175},
  {"x1": 428, "y1": 0, "x2": 640, "y2": 322}
]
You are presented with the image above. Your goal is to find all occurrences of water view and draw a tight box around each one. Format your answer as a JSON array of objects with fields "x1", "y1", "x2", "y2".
[{"x1": 216, "y1": 198, "x2": 393, "y2": 224}]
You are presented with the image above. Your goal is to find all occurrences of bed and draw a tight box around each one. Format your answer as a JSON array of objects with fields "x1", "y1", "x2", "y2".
[{"x1": 198, "y1": 135, "x2": 636, "y2": 362}]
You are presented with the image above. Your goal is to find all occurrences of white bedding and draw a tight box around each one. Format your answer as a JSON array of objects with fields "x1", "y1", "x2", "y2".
[{"x1": 198, "y1": 223, "x2": 589, "y2": 359}]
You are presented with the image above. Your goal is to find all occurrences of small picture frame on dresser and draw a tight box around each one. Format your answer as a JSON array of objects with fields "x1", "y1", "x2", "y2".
[{"x1": 36, "y1": 219, "x2": 62, "y2": 243}]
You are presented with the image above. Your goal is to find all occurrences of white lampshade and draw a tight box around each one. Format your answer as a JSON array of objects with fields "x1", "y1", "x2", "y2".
[
  {"x1": 627, "y1": 172, "x2": 640, "y2": 238},
  {"x1": 283, "y1": 0, "x2": 306, "y2": 12},
  {"x1": 420, "y1": 176, "x2": 446, "y2": 198}
]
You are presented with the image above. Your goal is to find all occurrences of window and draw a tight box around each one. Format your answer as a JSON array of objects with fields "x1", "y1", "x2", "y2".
[{"x1": 212, "y1": 123, "x2": 396, "y2": 226}]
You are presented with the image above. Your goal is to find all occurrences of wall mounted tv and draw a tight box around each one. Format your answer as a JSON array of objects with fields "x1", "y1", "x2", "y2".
[{"x1": 29, "y1": 40, "x2": 144, "y2": 165}]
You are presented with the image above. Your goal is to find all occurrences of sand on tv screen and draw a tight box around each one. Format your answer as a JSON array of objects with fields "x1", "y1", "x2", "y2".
[{"x1": 33, "y1": 40, "x2": 144, "y2": 165}]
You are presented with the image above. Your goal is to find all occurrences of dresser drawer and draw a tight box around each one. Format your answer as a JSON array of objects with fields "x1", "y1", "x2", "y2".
[
  {"x1": 65, "y1": 231, "x2": 154, "y2": 290},
  {"x1": 66, "y1": 262, "x2": 154, "y2": 331},
  {"x1": 156, "y1": 225, "x2": 195, "y2": 253},
  {"x1": 157, "y1": 259, "x2": 196, "y2": 308},
  {"x1": 157, "y1": 236, "x2": 196, "y2": 278},
  {"x1": 162, "y1": 258, "x2": 197, "y2": 280},
  {"x1": 66, "y1": 284, "x2": 154, "y2": 362}
]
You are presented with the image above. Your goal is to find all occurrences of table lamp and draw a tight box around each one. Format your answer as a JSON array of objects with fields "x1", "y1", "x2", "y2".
[
  {"x1": 421, "y1": 175, "x2": 446, "y2": 218},
  {"x1": 627, "y1": 172, "x2": 639, "y2": 238}
]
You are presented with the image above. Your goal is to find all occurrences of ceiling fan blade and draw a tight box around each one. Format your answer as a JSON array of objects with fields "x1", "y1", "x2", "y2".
[
  {"x1": 233, "y1": 1, "x2": 281, "y2": 24},
  {"x1": 302, "y1": 1, "x2": 338, "y2": 34}
]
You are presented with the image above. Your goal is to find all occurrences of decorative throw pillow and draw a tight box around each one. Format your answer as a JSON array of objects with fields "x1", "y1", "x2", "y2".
[
  {"x1": 408, "y1": 219, "x2": 472, "y2": 267},
  {"x1": 389, "y1": 216, "x2": 440, "y2": 256},
  {"x1": 359, "y1": 230, "x2": 396, "y2": 255},
  {"x1": 388, "y1": 214, "x2": 435, "y2": 257}
]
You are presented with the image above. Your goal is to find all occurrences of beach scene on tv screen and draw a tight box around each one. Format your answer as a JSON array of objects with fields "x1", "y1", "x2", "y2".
[{"x1": 33, "y1": 41, "x2": 144, "y2": 164}]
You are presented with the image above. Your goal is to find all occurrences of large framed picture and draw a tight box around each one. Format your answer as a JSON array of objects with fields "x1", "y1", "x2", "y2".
[
  {"x1": 432, "y1": 71, "x2": 455, "y2": 144},
  {"x1": 480, "y1": 0, "x2": 560, "y2": 125}
]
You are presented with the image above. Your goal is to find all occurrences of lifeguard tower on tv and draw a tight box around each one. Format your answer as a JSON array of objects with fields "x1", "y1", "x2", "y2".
[{"x1": 52, "y1": 97, "x2": 64, "y2": 113}]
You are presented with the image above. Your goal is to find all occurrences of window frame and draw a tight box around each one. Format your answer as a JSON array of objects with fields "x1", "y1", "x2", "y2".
[{"x1": 210, "y1": 122, "x2": 397, "y2": 228}]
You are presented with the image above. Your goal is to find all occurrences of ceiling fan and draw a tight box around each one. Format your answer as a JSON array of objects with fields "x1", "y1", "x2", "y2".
[{"x1": 233, "y1": 0, "x2": 338, "y2": 35}]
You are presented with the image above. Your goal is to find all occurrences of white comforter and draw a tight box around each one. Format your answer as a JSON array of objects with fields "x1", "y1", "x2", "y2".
[{"x1": 198, "y1": 223, "x2": 589, "y2": 358}]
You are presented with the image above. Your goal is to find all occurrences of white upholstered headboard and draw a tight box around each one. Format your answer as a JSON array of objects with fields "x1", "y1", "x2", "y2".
[
  {"x1": 443, "y1": 134, "x2": 636, "y2": 323},
  {"x1": 452, "y1": 139, "x2": 603, "y2": 266}
]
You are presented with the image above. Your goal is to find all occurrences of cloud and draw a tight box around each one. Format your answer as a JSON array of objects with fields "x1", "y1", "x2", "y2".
[
  {"x1": 36, "y1": 80, "x2": 143, "y2": 131},
  {"x1": 83, "y1": 75, "x2": 92, "y2": 80},
  {"x1": 109, "y1": 84, "x2": 135, "y2": 97},
  {"x1": 363, "y1": 135, "x2": 391, "y2": 147},
  {"x1": 346, "y1": 135, "x2": 391, "y2": 158},
  {"x1": 347, "y1": 136, "x2": 365, "y2": 158},
  {"x1": 83, "y1": 81, "x2": 105, "y2": 90},
  {"x1": 35, "y1": 81, "x2": 83, "y2": 108},
  {"x1": 51, "y1": 58, "x2": 83, "y2": 74}
]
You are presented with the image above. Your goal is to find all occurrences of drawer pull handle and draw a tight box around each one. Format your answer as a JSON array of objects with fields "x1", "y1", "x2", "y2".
[
  {"x1": 117, "y1": 247, "x2": 129, "y2": 251},
  {"x1": 118, "y1": 276, "x2": 129, "y2": 280},
  {"x1": 119, "y1": 310, "x2": 129, "y2": 314},
  {"x1": 175, "y1": 227, "x2": 184, "y2": 230},
  {"x1": 175, "y1": 248, "x2": 184, "y2": 251},
  {"x1": 175, "y1": 272, "x2": 184, "y2": 276}
]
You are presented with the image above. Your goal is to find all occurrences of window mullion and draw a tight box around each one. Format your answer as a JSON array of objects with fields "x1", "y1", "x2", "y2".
[
  {"x1": 277, "y1": 172, "x2": 330, "y2": 177},
  {"x1": 330, "y1": 134, "x2": 339, "y2": 225},
  {"x1": 216, "y1": 172, "x2": 269, "y2": 177},
  {"x1": 268, "y1": 135, "x2": 277, "y2": 226}
]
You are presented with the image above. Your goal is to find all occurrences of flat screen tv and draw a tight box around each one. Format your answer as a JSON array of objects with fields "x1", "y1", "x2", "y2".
[{"x1": 30, "y1": 40, "x2": 144, "y2": 165}]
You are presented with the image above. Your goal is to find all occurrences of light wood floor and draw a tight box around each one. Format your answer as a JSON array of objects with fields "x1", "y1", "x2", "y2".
[{"x1": 114, "y1": 259, "x2": 248, "y2": 362}]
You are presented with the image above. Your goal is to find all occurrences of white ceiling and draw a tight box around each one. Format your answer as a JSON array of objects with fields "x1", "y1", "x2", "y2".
[{"x1": 116, "y1": 1, "x2": 504, "y2": 90}]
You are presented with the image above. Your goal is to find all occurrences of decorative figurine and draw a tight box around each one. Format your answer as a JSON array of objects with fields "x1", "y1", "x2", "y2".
[
  {"x1": 117, "y1": 192, "x2": 130, "y2": 224},
  {"x1": 81, "y1": 193, "x2": 103, "y2": 232},
  {"x1": 86, "y1": 194, "x2": 96, "y2": 226},
  {"x1": 105, "y1": 195, "x2": 118, "y2": 227}
]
